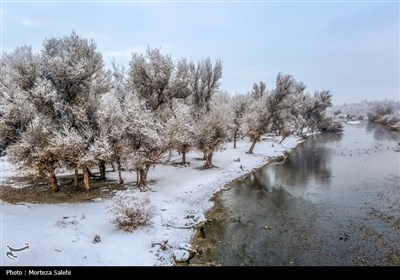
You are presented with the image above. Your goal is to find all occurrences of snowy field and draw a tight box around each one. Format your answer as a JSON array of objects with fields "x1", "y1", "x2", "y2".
[{"x1": 1, "y1": 136, "x2": 301, "y2": 266}]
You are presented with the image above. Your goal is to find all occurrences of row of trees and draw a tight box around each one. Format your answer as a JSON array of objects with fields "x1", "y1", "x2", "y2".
[
  {"x1": 330, "y1": 100, "x2": 400, "y2": 131},
  {"x1": 0, "y1": 32, "x2": 339, "y2": 193}
]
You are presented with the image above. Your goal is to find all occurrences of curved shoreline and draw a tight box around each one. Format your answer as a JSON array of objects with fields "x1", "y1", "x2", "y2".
[
  {"x1": 164, "y1": 136, "x2": 306, "y2": 265},
  {"x1": 1, "y1": 135, "x2": 304, "y2": 266},
  {"x1": 187, "y1": 124, "x2": 400, "y2": 266},
  {"x1": 184, "y1": 152, "x2": 298, "y2": 266}
]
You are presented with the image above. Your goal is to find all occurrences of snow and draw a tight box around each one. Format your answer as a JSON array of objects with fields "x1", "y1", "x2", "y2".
[
  {"x1": 0, "y1": 157, "x2": 17, "y2": 183},
  {"x1": 173, "y1": 250, "x2": 190, "y2": 262},
  {"x1": 347, "y1": 121, "x2": 361, "y2": 125},
  {"x1": 1, "y1": 136, "x2": 302, "y2": 266}
]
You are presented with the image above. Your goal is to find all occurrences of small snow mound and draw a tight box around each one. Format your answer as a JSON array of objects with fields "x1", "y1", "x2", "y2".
[
  {"x1": 173, "y1": 249, "x2": 190, "y2": 263},
  {"x1": 347, "y1": 121, "x2": 361, "y2": 125}
]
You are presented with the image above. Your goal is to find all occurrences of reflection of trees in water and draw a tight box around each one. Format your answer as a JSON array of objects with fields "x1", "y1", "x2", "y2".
[
  {"x1": 231, "y1": 132, "x2": 343, "y2": 193},
  {"x1": 365, "y1": 122, "x2": 400, "y2": 142},
  {"x1": 272, "y1": 133, "x2": 342, "y2": 188}
]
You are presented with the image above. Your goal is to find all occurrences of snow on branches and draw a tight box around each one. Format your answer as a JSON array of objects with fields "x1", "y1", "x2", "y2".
[{"x1": 1, "y1": 32, "x2": 340, "y2": 193}]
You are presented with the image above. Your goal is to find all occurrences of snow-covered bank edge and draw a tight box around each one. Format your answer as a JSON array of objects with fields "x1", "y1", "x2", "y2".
[{"x1": 1, "y1": 135, "x2": 303, "y2": 266}]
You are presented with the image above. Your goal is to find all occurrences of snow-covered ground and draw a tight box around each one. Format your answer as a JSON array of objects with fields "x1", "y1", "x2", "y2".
[
  {"x1": 1, "y1": 136, "x2": 301, "y2": 266},
  {"x1": 346, "y1": 120, "x2": 361, "y2": 125},
  {"x1": 0, "y1": 157, "x2": 16, "y2": 183}
]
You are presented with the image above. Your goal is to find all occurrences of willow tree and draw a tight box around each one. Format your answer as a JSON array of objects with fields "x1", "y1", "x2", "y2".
[
  {"x1": 241, "y1": 73, "x2": 302, "y2": 154},
  {"x1": 1, "y1": 32, "x2": 111, "y2": 192},
  {"x1": 40, "y1": 31, "x2": 111, "y2": 190}
]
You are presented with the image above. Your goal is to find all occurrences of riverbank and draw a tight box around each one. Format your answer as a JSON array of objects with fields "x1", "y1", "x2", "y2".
[
  {"x1": 190, "y1": 122, "x2": 400, "y2": 266},
  {"x1": 1, "y1": 135, "x2": 303, "y2": 266}
]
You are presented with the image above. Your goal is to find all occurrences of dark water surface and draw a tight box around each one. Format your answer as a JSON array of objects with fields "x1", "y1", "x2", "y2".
[{"x1": 191, "y1": 122, "x2": 400, "y2": 266}]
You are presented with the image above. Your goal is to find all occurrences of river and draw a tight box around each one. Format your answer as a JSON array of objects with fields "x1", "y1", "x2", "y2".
[{"x1": 191, "y1": 122, "x2": 400, "y2": 266}]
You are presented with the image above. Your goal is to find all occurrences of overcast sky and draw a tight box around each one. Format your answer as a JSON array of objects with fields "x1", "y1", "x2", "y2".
[{"x1": 1, "y1": 1, "x2": 399, "y2": 104}]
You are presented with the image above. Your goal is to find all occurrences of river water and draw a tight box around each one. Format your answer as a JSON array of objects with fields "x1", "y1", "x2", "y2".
[{"x1": 191, "y1": 122, "x2": 400, "y2": 266}]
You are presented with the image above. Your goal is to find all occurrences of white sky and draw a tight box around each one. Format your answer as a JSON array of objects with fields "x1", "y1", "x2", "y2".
[{"x1": 1, "y1": 1, "x2": 399, "y2": 104}]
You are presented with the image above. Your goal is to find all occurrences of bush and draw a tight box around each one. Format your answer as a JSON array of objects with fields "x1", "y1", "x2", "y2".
[
  {"x1": 368, "y1": 100, "x2": 396, "y2": 122},
  {"x1": 319, "y1": 117, "x2": 344, "y2": 133},
  {"x1": 387, "y1": 111, "x2": 400, "y2": 125},
  {"x1": 107, "y1": 191, "x2": 154, "y2": 232}
]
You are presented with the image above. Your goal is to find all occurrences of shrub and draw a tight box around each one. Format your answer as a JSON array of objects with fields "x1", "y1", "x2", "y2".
[
  {"x1": 368, "y1": 100, "x2": 395, "y2": 122},
  {"x1": 107, "y1": 191, "x2": 154, "y2": 232},
  {"x1": 387, "y1": 111, "x2": 400, "y2": 125},
  {"x1": 319, "y1": 117, "x2": 344, "y2": 133}
]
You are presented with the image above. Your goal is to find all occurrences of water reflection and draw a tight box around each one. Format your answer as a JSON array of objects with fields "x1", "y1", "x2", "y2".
[
  {"x1": 192, "y1": 122, "x2": 400, "y2": 266},
  {"x1": 266, "y1": 133, "x2": 341, "y2": 190},
  {"x1": 365, "y1": 122, "x2": 400, "y2": 142}
]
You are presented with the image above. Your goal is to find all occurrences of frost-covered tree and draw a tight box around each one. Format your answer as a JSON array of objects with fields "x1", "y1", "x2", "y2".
[
  {"x1": 188, "y1": 58, "x2": 223, "y2": 118},
  {"x1": 230, "y1": 93, "x2": 251, "y2": 148},
  {"x1": 367, "y1": 99, "x2": 396, "y2": 122},
  {"x1": 40, "y1": 31, "x2": 111, "y2": 190},
  {"x1": 183, "y1": 58, "x2": 224, "y2": 162},
  {"x1": 195, "y1": 92, "x2": 230, "y2": 168},
  {"x1": 0, "y1": 46, "x2": 40, "y2": 154},
  {"x1": 6, "y1": 79, "x2": 60, "y2": 192},
  {"x1": 164, "y1": 101, "x2": 196, "y2": 164},
  {"x1": 127, "y1": 47, "x2": 175, "y2": 112},
  {"x1": 120, "y1": 93, "x2": 165, "y2": 188},
  {"x1": 241, "y1": 73, "x2": 301, "y2": 154},
  {"x1": 49, "y1": 125, "x2": 89, "y2": 190},
  {"x1": 296, "y1": 90, "x2": 333, "y2": 134},
  {"x1": 251, "y1": 81, "x2": 266, "y2": 100},
  {"x1": 330, "y1": 100, "x2": 399, "y2": 130},
  {"x1": 96, "y1": 96, "x2": 126, "y2": 184},
  {"x1": 2, "y1": 32, "x2": 111, "y2": 192},
  {"x1": 168, "y1": 58, "x2": 192, "y2": 101},
  {"x1": 0, "y1": 50, "x2": 60, "y2": 191},
  {"x1": 93, "y1": 62, "x2": 128, "y2": 184}
]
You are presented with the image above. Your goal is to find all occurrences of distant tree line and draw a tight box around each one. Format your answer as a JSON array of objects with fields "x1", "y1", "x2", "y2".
[
  {"x1": 0, "y1": 32, "x2": 341, "y2": 192},
  {"x1": 330, "y1": 100, "x2": 400, "y2": 131}
]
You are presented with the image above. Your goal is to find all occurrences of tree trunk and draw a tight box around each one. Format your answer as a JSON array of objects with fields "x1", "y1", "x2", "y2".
[
  {"x1": 74, "y1": 167, "x2": 79, "y2": 188},
  {"x1": 204, "y1": 151, "x2": 214, "y2": 169},
  {"x1": 111, "y1": 162, "x2": 116, "y2": 172},
  {"x1": 233, "y1": 130, "x2": 237, "y2": 149},
  {"x1": 99, "y1": 160, "x2": 106, "y2": 180},
  {"x1": 116, "y1": 156, "x2": 123, "y2": 184},
  {"x1": 163, "y1": 149, "x2": 173, "y2": 164},
  {"x1": 87, "y1": 167, "x2": 94, "y2": 178},
  {"x1": 50, "y1": 171, "x2": 59, "y2": 193},
  {"x1": 138, "y1": 168, "x2": 147, "y2": 187},
  {"x1": 137, "y1": 164, "x2": 151, "y2": 188},
  {"x1": 83, "y1": 165, "x2": 91, "y2": 191},
  {"x1": 247, "y1": 139, "x2": 257, "y2": 154},
  {"x1": 145, "y1": 164, "x2": 151, "y2": 178},
  {"x1": 279, "y1": 127, "x2": 291, "y2": 144},
  {"x1": 182, "y1": 150, "x2": 186, "y2": 164}
]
